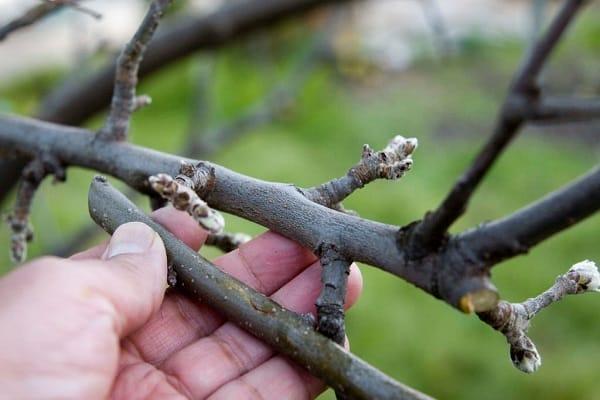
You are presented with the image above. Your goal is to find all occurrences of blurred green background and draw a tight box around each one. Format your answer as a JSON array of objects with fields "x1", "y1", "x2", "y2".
[{"x1": 1, "y1": 6, "x2": 599, "y2": 400}]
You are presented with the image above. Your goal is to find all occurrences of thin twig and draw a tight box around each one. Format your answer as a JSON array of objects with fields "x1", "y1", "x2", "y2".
[
  {"x1": 97, "y1": 0, "x2": 172, "y2": 141},
  {"x1": 0, "y1": 1, "x2": 100, "y2": 42},
  {"x1": 478, "y1": 260, "x2": 599, "y2": 373},
  {"x1": 0, "y1": 2, "x2": 62, "y2": 41},
  {"x1": 88, "y1": 176, "x2": 433, "y2": 400},
  {"x1": 305, "y1": 135, "x2": 417, "y2": 207},
  {"x1": 315, "y1": 243, "x2": 351, "y2": 344},
  {"x1": 5, "y1": 155, "x2": 65, "y2": 262}
]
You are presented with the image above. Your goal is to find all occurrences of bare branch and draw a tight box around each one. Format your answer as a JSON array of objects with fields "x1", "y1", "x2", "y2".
[
  {"x1": 511, "y1": 0, "x2": 587, "y2": 94},
  {"x1": 409, "y1": 0, "x2": 587, "y2": 255},
  {"x1": 0, "y1": 1, "x2": 100, "y2": 42},
  {"x1": 97, "y1": 0, "x2": 172, "y2": 141},
  {"x1": 59, "y1": 1, "x2": 102, "y2": 19},
  {"x1": 0, "y1": 113, "x2": 499, "y2": 311},
  {"x1": 5, "y1": 155, "x2": 65, "y2": 262},
  {"x1": 526, "y1": 96, "x2": 600, "y2": 122},
  {"x1": 0, "y1": 1, "x2": 63, "y2": 42},
  {"x1": 459, "y1": 165, "x2": 600, "y2": 263},
  {"x1": 88, "y1": 176, "x2": 433, "y2": 400},
  {"x1": 316, "y1": 243, "x2": 351, "y2": 344},
  {"x1": 306, "y1": 135, "x2": 417, "y2": 207},
  {"x1": 478, "y1": 260, "x2": 599, "y2": 373}
]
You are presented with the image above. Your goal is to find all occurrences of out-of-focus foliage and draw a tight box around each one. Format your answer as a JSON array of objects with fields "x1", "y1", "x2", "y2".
[{"x1": 0, "y1": 9, "x2": 599, "y2": 400}]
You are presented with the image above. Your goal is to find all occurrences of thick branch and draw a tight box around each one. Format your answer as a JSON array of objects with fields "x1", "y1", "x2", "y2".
[
  {"x1": 409, "y1": 0, "x2": 587, "y2": 254},
  {"x1": 0, "y1": 113, "x2": 500, "y2": 311},
  {"x1": 459, "y1": 166, "x2": 600, "y2": 263},
  {"x1": 478, "y1": 260, "x2": 599, "y2": 373},
  {"x1": 7, "y1": 114, "x2": 596, "y2": 311},
  {"x1": 97, "y1": 0, "x2": 172, "y2": 141},
  {"x1": 88, "y1": 176, "x2": 432, "y2": 400}
]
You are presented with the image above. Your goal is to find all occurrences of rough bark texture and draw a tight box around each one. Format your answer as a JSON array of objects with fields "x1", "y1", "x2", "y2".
[
  {"x1": 88, "y1": 176, "x2": 432, "y2": 400},
  {"x1": 316, "y1": 243, "x2": 351, "y2": 344},
  {"x1": 3, "y1": 114, "x2": 597, "y2": 314}
]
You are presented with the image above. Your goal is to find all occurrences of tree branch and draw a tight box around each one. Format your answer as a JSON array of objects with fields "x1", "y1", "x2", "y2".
[
  {"x1": 526, "y1": 96, "x2": 600, "y2": 122},
  {"x1": 408, "y1": 0, "x2": 587, "y2": 255},
  {"x1": 478, "y1": 260, "x2": 599, "y2": 373},
  {"x1": 5, "y1": 155, "x2": 65, "y2": 262},
  {"x1": 97, "y1": 0, "x2": 172, "y2": 141},
  {"x1": 88, "y1": 176, "x2": 432, "y2": 400},
  {"x1": 316, "y1": 243, "x2": 351, "y2": 344},
  {"x1": 0, "y1": 2, "x2": 62, "y2": 41},
  {"x1": 0, "y1": 113, "x2": 500, "y2": 311},
  {"x1": 458, "y1": 165, "x2": 600, "y2": 264},
  {"x1": 305, "y1": 136, "x2": 417, "y2": 207},
  {"x1": 0, "y1": 1, "x2": 100, "y2": 42}
]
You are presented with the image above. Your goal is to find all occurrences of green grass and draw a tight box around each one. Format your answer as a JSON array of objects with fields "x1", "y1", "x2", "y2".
[{"x1": 0, "y1": 15, "x2": 599, "y2": 399}]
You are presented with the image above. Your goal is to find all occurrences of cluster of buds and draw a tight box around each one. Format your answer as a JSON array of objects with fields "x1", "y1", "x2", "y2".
[
  {"x1": 359, "y1": 135, "x2": 418, "y2": 181},
  {"x1": 149, "y1": 162, "x2": 224, "y2": 233}
]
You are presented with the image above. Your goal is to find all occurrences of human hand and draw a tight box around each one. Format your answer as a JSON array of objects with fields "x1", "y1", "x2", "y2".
[{"x1": 0, "y1": 207, "x2": 362, "y2": 399}]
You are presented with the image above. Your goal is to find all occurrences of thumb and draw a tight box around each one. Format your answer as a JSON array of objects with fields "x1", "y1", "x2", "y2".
[{"x1": 91, "y1": 222, "x2": 168, "y2": 337}]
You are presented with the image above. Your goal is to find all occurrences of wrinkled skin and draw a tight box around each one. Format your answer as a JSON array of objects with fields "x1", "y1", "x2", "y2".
[{"x1": 0, "y1": 207, "x2": 362, "y2": 399}]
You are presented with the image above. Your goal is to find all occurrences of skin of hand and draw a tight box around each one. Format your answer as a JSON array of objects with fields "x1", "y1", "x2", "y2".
[{"x1": 0, "y1": 207, "x2": 362, "y2": 400}]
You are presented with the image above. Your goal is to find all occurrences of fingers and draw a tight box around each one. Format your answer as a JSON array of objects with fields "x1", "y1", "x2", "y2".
[
  {"x1": 79, "y1": 222, "x2": 168, "y2": 337},
  {"x1": 0, "y1": 222, "x2": 168, "y2": 399},
  {"x1": 152, "y1": 206, "x2": 208, "y2": 251},
  {"x1": 208, "y1": 357, "x2": 324, "y2": 400},
  {"x1": 158, "y1": 261, "x2": 362, "y2": 399},
  {"x1": 127, "y1": 231, "x2": 317, "y2": 365},
  {"x1": 70, "y1": 206, "x2": 207, "y2": 260}
]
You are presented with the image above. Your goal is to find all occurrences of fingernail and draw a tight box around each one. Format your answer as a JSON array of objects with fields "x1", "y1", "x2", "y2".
[{"x1": 103, "y1": 222, "x2": 156, "y2": 259}]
